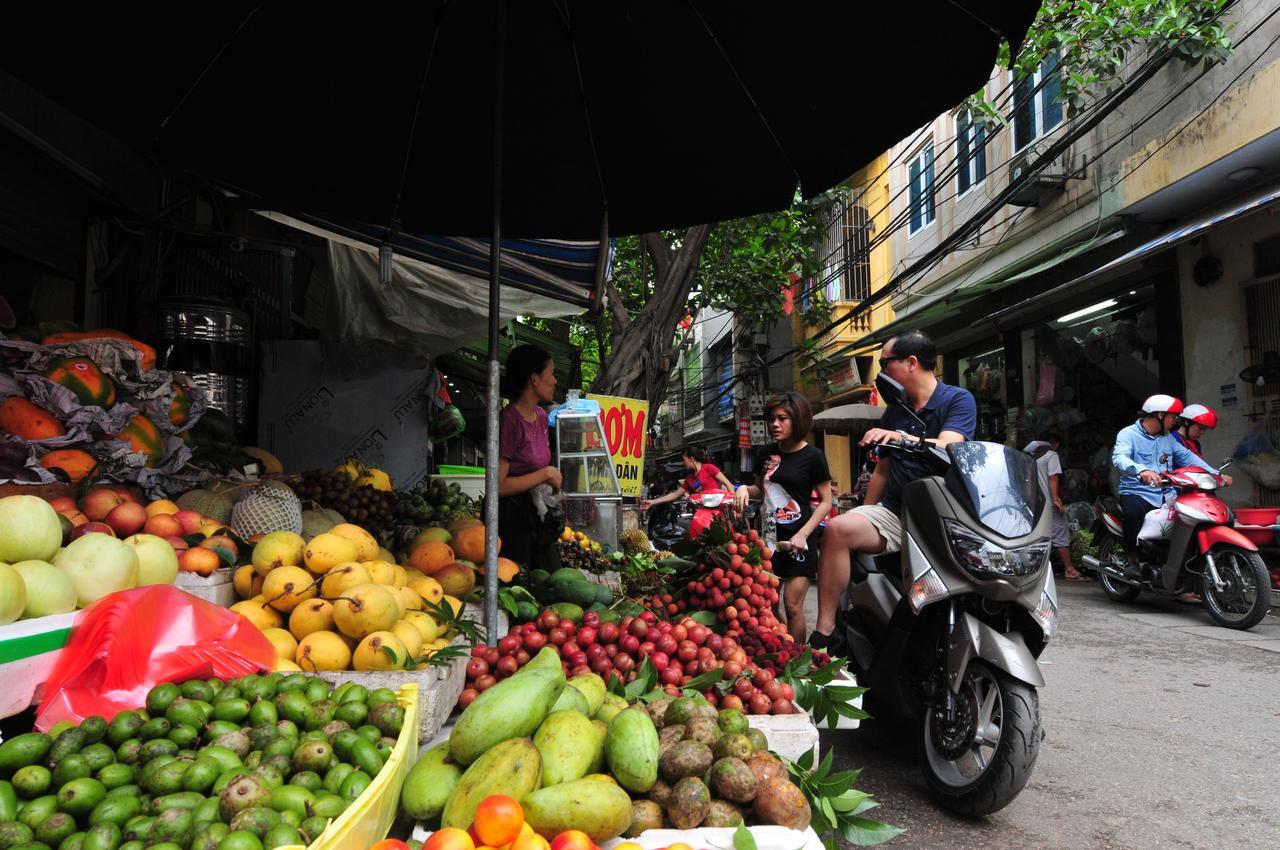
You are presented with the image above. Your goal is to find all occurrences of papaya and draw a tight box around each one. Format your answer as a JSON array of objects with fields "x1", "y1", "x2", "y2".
[
  {"x1": 399, "y1": 741, "x2": 461, "y2": 821},
  {"x1": 40, "y1": 449, "x2": 98, "y2": 484},
  {"x1": 521, "y1": 777, "x2": 633, "y2": 842},
  {"x1": 44, "y1": 357, "x2": 116, "y2": 408},
  {"x1": 0, "y1": 396, "x2": 64, "y2": 440},
  {"x1": 441, "y1": 737, "x2": 541, "y2": 829},
  {"x1": 112, "y1": 414, "x2": 164, "y2": 466},
  {"x1": 168, "y1": 383, "x2": 192, "y2": 427},
  {"x1": 534, "y1": 710, "x2": 600, "y2": 787},
  {"x1": 604, "y1": 708, "x2": 659, "y2": 792},
  {"x1": 449, "y1": 661, "x2": 564, "y2": 765},
  {"x1": 42, "y1": 330, "x2": 156, "y2": 372}
]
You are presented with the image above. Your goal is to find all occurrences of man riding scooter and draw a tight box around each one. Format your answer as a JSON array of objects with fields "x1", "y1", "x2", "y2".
[
  {"x1": 810, "y1": 330, "x2": 976, "y2": 649},
  {"x1": 1111, "y1": 395, "x2": 1232, "y2": 586}
]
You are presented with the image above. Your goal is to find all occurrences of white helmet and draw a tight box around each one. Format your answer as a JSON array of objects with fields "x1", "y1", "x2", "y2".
[
  {"x1": 1141, "y1": 394, "x2": 1183, "y2": 415},
  {"x1": 1181, "y1": 404, "x2": 1218, "y2": 429}
]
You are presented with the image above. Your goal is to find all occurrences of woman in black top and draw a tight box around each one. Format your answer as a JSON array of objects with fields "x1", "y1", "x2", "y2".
[{"x1": 734, "y1": 391, "x2": 832, "y2": 641}]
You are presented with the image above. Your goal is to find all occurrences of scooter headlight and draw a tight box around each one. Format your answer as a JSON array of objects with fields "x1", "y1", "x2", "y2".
[{"x1": 944, "y1": 520, "x2": 1049, "y2": 580}]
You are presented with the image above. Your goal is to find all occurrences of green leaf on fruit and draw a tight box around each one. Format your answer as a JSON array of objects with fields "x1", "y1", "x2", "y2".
[
  {"x1": 689, "y1": 610, "x2": 719, "y2": 627},
  {"x1": 682, "y1": 668, "x2": 725, "y2": 692},
  {"x1": 732, "y1": 824, "x2": 758, "y2": 850}
]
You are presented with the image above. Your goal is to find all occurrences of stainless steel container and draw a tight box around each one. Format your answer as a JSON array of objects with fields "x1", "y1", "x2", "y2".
[{"x1": 151, "y1": 299, "x2": 253, "y2": 434}]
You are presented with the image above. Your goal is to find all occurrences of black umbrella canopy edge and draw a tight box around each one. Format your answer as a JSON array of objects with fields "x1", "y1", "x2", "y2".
[{"x1": 0, "y1": 1, "x2": 1040, "y2": 238}]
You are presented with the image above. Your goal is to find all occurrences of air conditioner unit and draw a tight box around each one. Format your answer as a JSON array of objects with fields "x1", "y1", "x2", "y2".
[{"x1": 1007, "y1": 148, "x2": 1067, "y2": 208}]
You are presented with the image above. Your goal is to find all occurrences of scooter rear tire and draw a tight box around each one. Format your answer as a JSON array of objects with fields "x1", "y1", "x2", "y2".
[{"x1": 1097, "y1": 533, "x2": 1141, "y2": 602}]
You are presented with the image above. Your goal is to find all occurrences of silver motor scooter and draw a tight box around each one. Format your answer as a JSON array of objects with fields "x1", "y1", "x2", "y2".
[{"x1": 839, "y1": 375, "x2": 1057, "y2": 816}]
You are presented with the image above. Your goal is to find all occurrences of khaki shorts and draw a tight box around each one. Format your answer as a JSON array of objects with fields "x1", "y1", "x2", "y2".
[{"x1": 850, "y1": 504, "x2": 904, "y2": 554}]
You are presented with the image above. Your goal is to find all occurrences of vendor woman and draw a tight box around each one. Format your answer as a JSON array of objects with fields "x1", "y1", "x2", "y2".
[
  {"x1": 497, "y1": 344, "x2": 563, "y2": 571},
  {"x1": 640, "y1": 446, "x2": 738, "y2": 510}
]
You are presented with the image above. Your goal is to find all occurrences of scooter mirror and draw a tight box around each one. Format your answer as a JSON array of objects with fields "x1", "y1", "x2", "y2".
[
  {"x1": 874, "y1": 372, "x2": 928, "y2": 432},
  {"x1": 875, "y1": 372, "x2": 906, "y2": 407}
]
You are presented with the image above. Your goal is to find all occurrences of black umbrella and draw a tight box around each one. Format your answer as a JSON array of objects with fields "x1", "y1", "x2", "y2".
[{"x1": 0, "y1": 0, "x2": 1038, "y2": 636}]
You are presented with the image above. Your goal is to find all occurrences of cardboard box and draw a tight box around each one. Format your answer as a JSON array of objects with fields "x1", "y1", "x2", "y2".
[{"x1": 258, "y1": 340, "x2": 438, "y2": 488}]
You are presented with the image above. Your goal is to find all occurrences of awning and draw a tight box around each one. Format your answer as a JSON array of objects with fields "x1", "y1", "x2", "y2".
[
  {"x1": 260, "y1": 211, "x2": 588, "y2": 356},
  {"x1": 814, "y1": 403, "x2": 883, "y2": 432},
  {"x1": 987, "y1": 181, "x2": 1280, "y2": 326},
  {"x1": 824, "y1": 228, "x2": 1128, "y2": 359}
]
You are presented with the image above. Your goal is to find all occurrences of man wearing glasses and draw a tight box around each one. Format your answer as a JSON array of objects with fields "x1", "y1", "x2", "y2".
[{"x1": 809, "y1": 330, "x2": 976, "y2": 650}]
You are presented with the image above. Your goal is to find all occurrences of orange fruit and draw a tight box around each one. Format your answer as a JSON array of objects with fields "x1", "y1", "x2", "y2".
[
  {"x1": 474, "y1": 795, "x2": 524, "y2": 847},
  {"x1": 425, "y1": 828, "x2": 476, "y2": 850}
]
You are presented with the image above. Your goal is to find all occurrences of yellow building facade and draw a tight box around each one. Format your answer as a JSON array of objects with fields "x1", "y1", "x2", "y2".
[{"x1": 792, "y1": 152, "x2": 895, "y2": 489}]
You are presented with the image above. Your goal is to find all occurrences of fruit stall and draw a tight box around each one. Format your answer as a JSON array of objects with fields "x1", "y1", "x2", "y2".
[{"x1": 0, "y1": 332, "x2": 887, "y2": 849}]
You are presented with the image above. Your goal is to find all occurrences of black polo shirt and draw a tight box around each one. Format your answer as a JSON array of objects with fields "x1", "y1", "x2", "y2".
[{"x1": 878, "y1": 380, "x2": 976, "y2": 512}]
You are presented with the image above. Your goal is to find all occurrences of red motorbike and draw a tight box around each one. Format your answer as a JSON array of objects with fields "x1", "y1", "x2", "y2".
[
  {"x1": 1082, "y1": 462, "x2": 1271, "y2": 630},
  {"x1": 687, "y1": 488, "x2": 735, "y2": 540}
]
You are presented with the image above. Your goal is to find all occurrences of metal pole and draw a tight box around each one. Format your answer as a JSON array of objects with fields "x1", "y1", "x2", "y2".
[{"x1": 483, "y1": 0, "x2": 506, "y2": 646}]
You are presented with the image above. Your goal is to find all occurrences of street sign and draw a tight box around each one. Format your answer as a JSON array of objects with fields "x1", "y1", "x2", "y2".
[{"x1": 586, "y1": 393, "x2": 649, "y2": 497}]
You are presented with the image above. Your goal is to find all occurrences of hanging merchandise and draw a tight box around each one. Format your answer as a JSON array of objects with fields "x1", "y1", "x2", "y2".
[
  {"x1": 1034, "y1": 356, "x2": 1057, "y2": 406},
  {"x1": 1233, "y1": 427, "x2": 1280, "y2": 489},
  {"x1": 1084, "y1": 326, "x2": 1112, "y2": 364}
]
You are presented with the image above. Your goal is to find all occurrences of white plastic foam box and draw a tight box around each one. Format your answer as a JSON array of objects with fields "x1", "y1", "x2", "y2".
[
  {"x1": 746, "y1": 704, "x2": 820, "y2": 763},
  {"x1": 0, "y1": 611, "x2": 78, "y2": 722},
  {"x1": 809, "y1": 669, "x2": 863, "y2": 731},
  {"x1": 414, "y1": 824, "x2": 824, "y2": 850}
]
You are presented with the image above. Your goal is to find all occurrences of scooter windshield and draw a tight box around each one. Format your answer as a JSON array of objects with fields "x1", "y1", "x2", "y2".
[{"x1": 944, "y1": 442, "x2": 1045, "y2": 538}]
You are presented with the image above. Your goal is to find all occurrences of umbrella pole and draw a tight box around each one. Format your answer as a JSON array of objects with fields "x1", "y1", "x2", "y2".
[{"x1": 482, "y1": 0, "x2": 507, "y2": 646}]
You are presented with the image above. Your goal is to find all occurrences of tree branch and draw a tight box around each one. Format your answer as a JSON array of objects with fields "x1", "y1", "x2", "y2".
[
  {"x1": 605, "y1": 281, "x2": 631, "y2": 332},
  {"x1": 643, "y1": 232, "x2": 674, "y2": 281}
]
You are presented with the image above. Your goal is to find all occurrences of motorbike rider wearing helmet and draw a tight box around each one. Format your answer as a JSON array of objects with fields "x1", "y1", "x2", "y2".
[
  {"x1": 1111, "y1": 395, "x2": 1232, "y2": 582},
  {"x1": 1172, "y1": 403, "x2": 1218, "y2": 460}
]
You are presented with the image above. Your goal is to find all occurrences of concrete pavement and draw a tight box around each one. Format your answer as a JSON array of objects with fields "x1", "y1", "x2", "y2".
[{"x1": 818, "y1": 583, "x2": 1280, "y2": 849}]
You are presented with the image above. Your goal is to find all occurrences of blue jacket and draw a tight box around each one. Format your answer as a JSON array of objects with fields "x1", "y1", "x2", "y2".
[{"x1": 1112, "y1": 419, "x2": 1218, "y2": 506}]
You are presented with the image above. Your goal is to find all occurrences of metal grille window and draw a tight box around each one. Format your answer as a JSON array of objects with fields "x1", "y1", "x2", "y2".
[
  {"x1": 908, "y1": 142, "x2": 936, "y2": 234},
  {"x1": 955, "y1": 109, "x2": 988, "y2": 195},
  {"x1": 1012, "y1": 52, "x2": 1063, "y2": 152},
  {"x1": 815, "y1": 198, "x2": 872, "y2": 304}
]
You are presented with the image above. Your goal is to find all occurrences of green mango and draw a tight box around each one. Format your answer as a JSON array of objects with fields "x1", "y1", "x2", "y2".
[
  {"x1": 566, "y1": 674, "x2": 607, "y2": 716},
  {"x1": 533, "y1": 710, "x2": 600, "y2": 787},
  {"x1": 448, "y1": 657, "x2": 565, "y2": 765},
  {"x1": 604, "y1": 708, "x2": 659, "y2": 792},
  {"x1": 549, "y1": 686, "x2": 589, "y2": 716},
  {"x1": 441, "y1": 738, "x2": 542, "y2": 830},
  {"x1": 399, "y1": 741, "x2": 462, "y2": 821},
  {"x1": 521, "y1": 777, "x2": 633, "y2": 842}
]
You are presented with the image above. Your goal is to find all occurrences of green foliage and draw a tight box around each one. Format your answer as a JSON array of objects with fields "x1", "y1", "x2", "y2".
[
  {"x1": 776, "y1": 649, "x2": 870, "y2": 729},
  {"x1": 1070, "y1": 527, "x2": 1098, "y2": 564},
  {"x1": 969, "y1": 0, "x2": 1235, "y2": 121},
  {"x1": 787, "y1": 749, "x2": 904, "y2": 847}
]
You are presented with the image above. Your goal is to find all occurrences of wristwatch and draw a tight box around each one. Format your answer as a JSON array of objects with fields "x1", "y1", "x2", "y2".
[{"x1": 897, "y1": 429, "x2": 913, "y2": 444}]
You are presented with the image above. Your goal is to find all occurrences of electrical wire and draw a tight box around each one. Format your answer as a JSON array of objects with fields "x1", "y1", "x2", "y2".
[{"x1": 677, "y1": 1, "x2": 1250, "y2": 413}]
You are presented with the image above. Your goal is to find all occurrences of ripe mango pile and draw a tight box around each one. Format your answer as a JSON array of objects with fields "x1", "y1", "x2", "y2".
[
  {"x1": 230, "y1": 525, "x2": 465, "y2": 673},
  {"x1": 403, "y1": 647, "x2": 812, "y2": 843}
]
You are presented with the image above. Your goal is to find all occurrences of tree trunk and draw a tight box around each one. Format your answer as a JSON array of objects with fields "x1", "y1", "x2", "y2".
[{"x1": 589, "y1": 224, "x2": 713, "y2": 409}]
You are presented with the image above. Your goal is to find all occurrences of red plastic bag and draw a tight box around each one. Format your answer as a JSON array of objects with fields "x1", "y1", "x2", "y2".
[{"x1": 35, "y1": 585, "x2": 276, "y2": 730}]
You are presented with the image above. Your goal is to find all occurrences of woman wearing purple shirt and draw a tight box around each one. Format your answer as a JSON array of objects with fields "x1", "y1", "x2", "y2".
[{"x1": 497, "y1": 344, "x2": 563, "y2": 571}]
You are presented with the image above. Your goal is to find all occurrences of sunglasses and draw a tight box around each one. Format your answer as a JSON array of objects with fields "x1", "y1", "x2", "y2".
[{"x1": 879, "y1": 355, "x2": 907, "y2": 368}]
